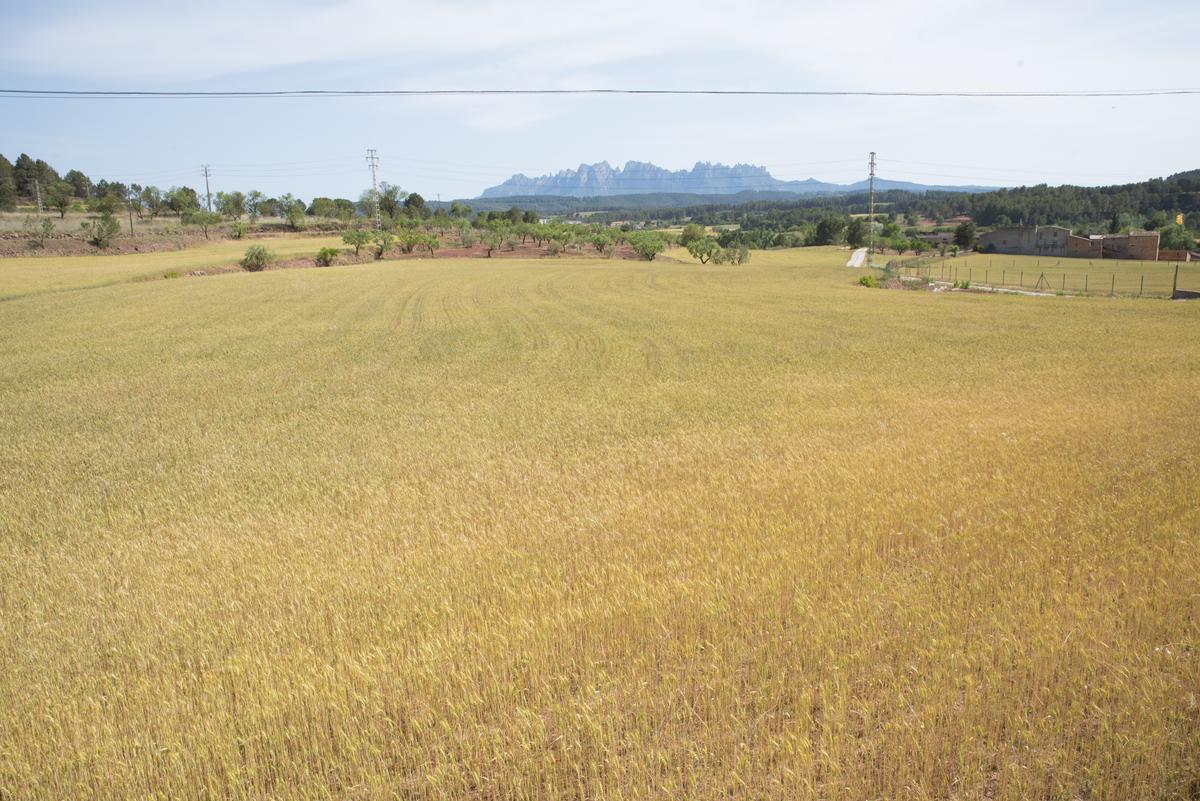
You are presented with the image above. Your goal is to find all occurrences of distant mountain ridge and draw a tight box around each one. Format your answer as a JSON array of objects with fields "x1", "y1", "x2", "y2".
[{"x1": 478, "y1": 160, "x2": 997, "y2": 198}]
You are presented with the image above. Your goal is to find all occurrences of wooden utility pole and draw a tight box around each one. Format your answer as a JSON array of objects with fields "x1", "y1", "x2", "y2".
[{"x1": 202, "y1": 165, "x2": 213, "y2": 212}]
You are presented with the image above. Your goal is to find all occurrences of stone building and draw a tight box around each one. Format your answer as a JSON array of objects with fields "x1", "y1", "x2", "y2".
[
  {"x1": 1066, "y1": 234, "x2": 1104, "y2": 258},
  {"x1": 977, "y1": 225, "x2": 1070, "y2": 256},
  {"x1": 981, "y1": 225, "x2": 1161, "y2": 261},
  {"x1": 915, "y1": 232, "x2": 956, "y2": 246},
  {"x1": 1100, "y1": 231, "x2": 1160, "y2": 261}
]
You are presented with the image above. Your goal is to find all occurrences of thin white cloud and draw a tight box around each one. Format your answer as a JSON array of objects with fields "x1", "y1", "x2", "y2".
[
  {"x1": 2, "y1": 0, "x2": 1195, "y2": 199},
  {"x1": 7, "y1": 0, "x2": 1196, "y2": 88}
]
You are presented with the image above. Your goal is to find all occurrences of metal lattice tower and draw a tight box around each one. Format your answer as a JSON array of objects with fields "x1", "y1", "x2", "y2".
[
  {"x1": 867, "y1": 151, "x2": 876, "y2": 269},
  {"x1": 366, "y1": 148, "x2": 381, "y2": 229}
]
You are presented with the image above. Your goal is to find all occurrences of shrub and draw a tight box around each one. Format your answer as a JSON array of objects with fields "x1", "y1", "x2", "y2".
[
  {"x1": 590, "y1": 233, "x2": 613, "y2": 255},
  {"x1": 398, "y1": 230, "x2": 423, "y2": 254},
  {"x1": 24, "y1": 216, "x2": 56, "y2": 248},
  {"x1": 858, "y1": 274, "x2": 881, "y2": 288},
  {"x1": 241, "y1": 245, "x2": 274, "y2": 272},
  {"x1": 230, "y1": 221, "x2": 247, "y2": 240},
  {"x1": 372, "y1": 231, "x2": 395, "y2": 260},
  {"x1": 315, "y1": 247, "x2": 340, "y2": 267},
  {"x1": 183, "y1": 210, "x2": 223, "y2": 240},
  {"x1": 85, "y1": 213, "x2": 122, "y2": 249},
  {"x1": 422, "y1": 235, "x2": 440, "y2": 258},
  {"x1": 711, "y1": 245, "x2": 750, "y2": 265}
]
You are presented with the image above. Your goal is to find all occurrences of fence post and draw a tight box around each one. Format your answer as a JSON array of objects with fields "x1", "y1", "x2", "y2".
[
  {"x1": 1110, "y1": 274, "x2": 1115, "y2": 297},
  {"x1": 1172, "y1": 264, "x2": 1179, "y2": 297},
  {"x1": 1020, "y1": 271, "x2": 1024, "y2": 288},
  {"x1": 1061, "y1": 273, "x2": 1066, "y2": 291},
  {"x1": 1139, "y1": 274, "x2": 1144, "y2": 297},
  {"x1": 1002, "y1": 269, "x2": 1006, "y2": 286},
  {"x1": 1085, "y1": 274, "x2": 1089, "y2": 293},
  {"x1": 969, "y1": 267, "x2": 973, "y2": 283}
]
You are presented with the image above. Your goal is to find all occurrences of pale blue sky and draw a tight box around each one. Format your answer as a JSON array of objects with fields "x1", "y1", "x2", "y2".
[{"x1": 2, "y1": 0, "x2": 1197, "y2": 201}]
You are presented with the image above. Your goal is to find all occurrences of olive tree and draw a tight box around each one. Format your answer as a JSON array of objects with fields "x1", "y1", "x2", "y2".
[
  {"x1": 342, "y1": 229, "x2": 373, "y2": 256},
  {"x1": 686, "y1": 237, "x2": 720, "y2": 264},
  {"x1": 48, "y1": 182, "x2": 74, "y2": 218},
  {"x1": 184, "y1": 210, "x2": 223, "y2": 239},
  {"x1": 629, "y1": 231, "x2": 668, "y2": 261},
  {"x1": 372, "y1": 230, "x2": 395, "y2": 259},
  {"x1": 216, "y1": 191, "x2": 246, "y2": 220}
]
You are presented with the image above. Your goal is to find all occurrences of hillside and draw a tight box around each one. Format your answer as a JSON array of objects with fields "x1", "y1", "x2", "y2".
[{"x1": 473, "y1": 170, "x2": 1200, "y2": 236}]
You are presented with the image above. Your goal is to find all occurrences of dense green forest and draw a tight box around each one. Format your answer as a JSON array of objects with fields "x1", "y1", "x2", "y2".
[
  {"x1": 580, "y1": 171, "x2": 1200, "y2": 230},
  {"x1": 575, "y1": 170, "x2": 1200, "y2": 252}
]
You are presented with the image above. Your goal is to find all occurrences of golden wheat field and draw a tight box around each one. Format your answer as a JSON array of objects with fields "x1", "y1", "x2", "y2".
[
  {"x1": 1, "y1": 246, "x2": 1198, "y2": 800},
  {"x1": 0, "y1": 236, "x2": 346, "y2": 301}
]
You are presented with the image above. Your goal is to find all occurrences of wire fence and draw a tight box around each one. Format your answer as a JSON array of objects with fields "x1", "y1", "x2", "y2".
[{"x1": 884, "y1": 255, "x2": 1199, "y2": 299}]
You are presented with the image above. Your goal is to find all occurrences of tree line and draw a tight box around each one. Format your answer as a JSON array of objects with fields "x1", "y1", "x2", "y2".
[
  {"x1": 575, "y1": 170, "x2": 1200, "y2": 234},
  {"x1": 0, "y1": 151, "x2": 359, "y2": 222},
  {"x1": 580, "y1": 171, "x2": 1200, "y2": 252},
  {"x1": 7, "y1": 151, "x2": 1193, "y2": 255},
  {"x1": 336, "y1": 218, "x2": 688, "y2": 263}
]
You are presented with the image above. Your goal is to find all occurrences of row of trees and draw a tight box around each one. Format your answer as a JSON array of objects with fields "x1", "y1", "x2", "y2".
[
  {"x1": 338, "y1": 219, "x2": 678, "y2": 261},
  {"x1": 329, "y1": 220, "x2": 746, "y2": 265},
  {"x1": 699, "y1": 216, "x2": 975, "y2": 254},
  {"x1": 0, "y1": 152, "x2": 405, "y2": 224},
  {"x1": 677, "y1": 224, "x2": 750, "y2": 264},
  {"x1": 1, "y1": 153, "x2": 555, "y2": 239}
]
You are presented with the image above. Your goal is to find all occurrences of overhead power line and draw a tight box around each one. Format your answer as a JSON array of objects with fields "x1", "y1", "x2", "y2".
[
  {"x1": 210, "y1": 157, "x2": 363, "y2": 168},
  {"x1": 881, "y1": 158, "x2": 1150, "y2": 180},
  {"x1": 2, "y1": 87, "x2": 1199, "y2": 99}
]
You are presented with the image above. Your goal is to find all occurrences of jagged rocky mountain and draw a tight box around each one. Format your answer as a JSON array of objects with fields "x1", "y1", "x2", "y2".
[{"x1": 479, "y1": 160, "x2": 995, "y2": 198}]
